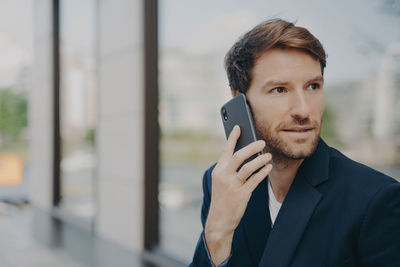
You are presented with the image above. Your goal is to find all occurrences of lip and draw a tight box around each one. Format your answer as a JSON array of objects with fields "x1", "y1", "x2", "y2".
[
  {"x1": 281, "y1": 127, "x2": 314, "y2": 138},
  {"x1": 282, "y1": 127, "x2": 314, "y2": 132}
]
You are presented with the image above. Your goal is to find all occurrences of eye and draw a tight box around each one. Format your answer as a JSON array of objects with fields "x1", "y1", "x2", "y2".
[
  {"x1": 307, "y1": 83, "x2": 321, "y2": 90},
  {"x1": 271, "y1": 87, "x2": 286, "y2": 93}
]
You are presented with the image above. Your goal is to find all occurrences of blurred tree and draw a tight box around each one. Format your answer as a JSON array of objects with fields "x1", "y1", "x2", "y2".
[
  {"x1": 0, "y1": 89, "x2": 28, "y2": 147},
  {"x1": 85, "y1": 128, "x2": 96, "y2": 146},
  {"x1": 321, "y1": 104, "x2": 342, "y2": 148}
]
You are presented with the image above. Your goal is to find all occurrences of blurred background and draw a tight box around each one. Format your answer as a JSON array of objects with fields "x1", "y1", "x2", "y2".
[{"x1": 0, "y1": 0, "x2": 399, "y2": 266}]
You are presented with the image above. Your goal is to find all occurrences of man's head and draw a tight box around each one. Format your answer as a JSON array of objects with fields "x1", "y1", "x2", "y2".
[
  {"x1": 225, "y1": 19, "x2": 326, "y2": 94},
  {"x1": 225, "y1": 19, "x2": 326, "y2": 160}
]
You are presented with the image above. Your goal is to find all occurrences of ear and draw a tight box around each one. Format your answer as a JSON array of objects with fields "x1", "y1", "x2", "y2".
[{"x1": 232, "y1": 90, "x2": 240, "y2": 97}]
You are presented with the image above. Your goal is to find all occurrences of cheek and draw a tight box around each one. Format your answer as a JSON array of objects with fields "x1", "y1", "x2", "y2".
[
  {"x1": 311, "y1": 95, "x2": 325, "y2": 118},
  {"x1": 249, "y1": 95, "x2": 287, "y2": 128},
  {"x1": 319, "y1": 101, "x2": 325, "y2": 118},
  {"x1": 252, "y1": 103, "x2": 281, "y2": 129}
]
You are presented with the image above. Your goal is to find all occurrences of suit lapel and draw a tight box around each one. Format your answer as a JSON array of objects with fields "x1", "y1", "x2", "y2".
[
  {"x1": 258, "y1": 172, "x2": 321, "y2": 266},
  {"x1": 242, "y1": 178, "x2": 271, "y2": 266},
  {"x1": 258, "y1": 139, "x2": 330, "y2": 267}
]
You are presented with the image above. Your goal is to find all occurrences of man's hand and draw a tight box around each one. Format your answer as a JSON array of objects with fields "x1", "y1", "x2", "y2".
[{"x1": 204, "y1": 125, "x2": 273, "y2": 265}]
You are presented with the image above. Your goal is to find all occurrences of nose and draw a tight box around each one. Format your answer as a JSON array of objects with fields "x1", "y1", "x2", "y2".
[{"x1": 289, "y1": 89, "x2": 311, "y2": 121}]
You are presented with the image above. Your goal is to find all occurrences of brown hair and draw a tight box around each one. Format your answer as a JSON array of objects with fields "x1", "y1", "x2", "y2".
[{"x1": 224, "y1": 19, "x2": 327, "y2": 94}]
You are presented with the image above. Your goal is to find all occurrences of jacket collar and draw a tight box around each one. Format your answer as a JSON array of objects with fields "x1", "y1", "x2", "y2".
[
  {"x1": 243, "y1": 138, "x2": 331, "y2": 267},
  {"x1": 298, "y1": 138, "x2": 330, "y2": 187}
]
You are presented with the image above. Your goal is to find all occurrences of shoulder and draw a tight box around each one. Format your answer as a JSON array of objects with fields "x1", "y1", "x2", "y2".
[
  {"x1": 356, "y1": 173, "x2": 400, "y2": 264},
  {"x1": 320, "y1": 147, "x2": 400, "y2": 264},
  {"x1": 327, "y1": 146, "x2": 398, "y2": 198}
]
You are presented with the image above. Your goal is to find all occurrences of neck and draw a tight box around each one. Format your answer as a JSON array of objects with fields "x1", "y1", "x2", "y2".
[{"x1": 268, "y1": 154, "x2": 303, "y2": 203}]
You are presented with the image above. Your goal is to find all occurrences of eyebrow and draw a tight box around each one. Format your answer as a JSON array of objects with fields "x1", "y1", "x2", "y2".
[
  {"x1": 261, "y1": 75, "x2": 324, "y2": 90},
  {"x1": 307, "y1": 76, "x2": 324, "y2": 84}
]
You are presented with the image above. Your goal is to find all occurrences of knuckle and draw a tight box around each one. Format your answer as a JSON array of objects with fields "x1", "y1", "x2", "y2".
[
  {"x1": 255, "y1": 171, "x2": 265, "y2": 180},
  {"x1": 259, "y1": 170, "x2": 268, "y2": 179},
  {"x1": 255, "y1": 155, "x2": 266, "y2": 166},
  {"x1": 232, "y1": 151, "x2": 242, "y2": 162},
  {"x1": 254, "y1": 155, "x2": 263, "y2": 165},
  {"x1": 240, "y1": 164, "x2": 251, "y2": 175},
  {"x1": 258, "y1": 166, "x2": 268, "y2": 175},
  {"x1": 252, "y1": 140, "x2": 263, "y2": 149},
  {"x1": 263, "y1": 154, "x2": 272, "y2": 162},
  {"x1": 260, "y1": 153, "x2": 268, "y2": 160}
]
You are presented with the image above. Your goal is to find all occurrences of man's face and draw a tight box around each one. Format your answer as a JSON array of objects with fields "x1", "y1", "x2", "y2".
[{"x1": 245, "y1": 48, "x2": 324, "y2": 160}]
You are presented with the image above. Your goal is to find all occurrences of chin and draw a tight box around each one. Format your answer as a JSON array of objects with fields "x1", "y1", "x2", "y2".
[
  {"x1": 285, "y1": 147, "x2": 315, "y2": 159},
  {"x1": 287, "y1": 138, "x2": 319, "y2": 159},
  {"x1": 276, "y1": 135, "x2": 319, "y2": 160},
  {"x1": 257, "y1": 122, "x2": 321, "y2": 160}
]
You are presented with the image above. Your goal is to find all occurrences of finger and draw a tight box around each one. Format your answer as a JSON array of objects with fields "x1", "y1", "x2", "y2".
[
  {"x1": 229, "y1": 139, "x2": 265, "y2": 170},
  {"x1": 237, "y1": 153, "x2": 272, "y2": 180},
  {"x1": 243, "y1": 164, "x2": 273, "y2": 193},
  {"x1": 219, "y1": 125, "x2": 241, "y2": 165}
]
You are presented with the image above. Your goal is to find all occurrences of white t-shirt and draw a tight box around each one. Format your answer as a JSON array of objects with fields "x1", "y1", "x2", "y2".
[{"x1": 268, "y1": 178, "x2": 282, "y2": 226}]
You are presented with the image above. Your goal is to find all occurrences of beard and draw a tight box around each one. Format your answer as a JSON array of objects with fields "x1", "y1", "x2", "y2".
[{"x1": 254, "y1": 116, "x2": 321, "y2": 160}]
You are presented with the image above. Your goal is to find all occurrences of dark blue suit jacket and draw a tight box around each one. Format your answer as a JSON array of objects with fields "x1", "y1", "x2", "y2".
[{"x1": 190, "y1": 139, "x2": 400, "y2": 266}]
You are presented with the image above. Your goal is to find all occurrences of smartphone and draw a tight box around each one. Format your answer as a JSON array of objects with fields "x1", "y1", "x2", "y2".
[{"x1": 220, "y1": 93, "x2": 261, "y2": 171}]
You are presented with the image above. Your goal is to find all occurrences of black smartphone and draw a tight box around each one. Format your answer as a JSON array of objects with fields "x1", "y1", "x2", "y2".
[{"x1": 220, "y1": 93, "x2": 261, "y2": 171}]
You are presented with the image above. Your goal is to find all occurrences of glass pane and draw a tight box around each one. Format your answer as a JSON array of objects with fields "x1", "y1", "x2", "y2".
[
  {"x1": 159, "y1": 0, "x2": 400, "y2": 263},
  {"x1": 59, "y1": 0, "x2": 97, "y2": 219},
  {"x1": 0, "y1": 0, "x2": 31, "y2": 204}
]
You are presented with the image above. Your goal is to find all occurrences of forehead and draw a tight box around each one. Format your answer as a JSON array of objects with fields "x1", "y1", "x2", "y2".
[{"x1": 251, "y1": 48, "x2": 322, "y2": 83}]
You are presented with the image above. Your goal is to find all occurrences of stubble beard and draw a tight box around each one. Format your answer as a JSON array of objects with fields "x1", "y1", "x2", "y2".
[{"x1": 254, "y1": 117, "x2": 322, "y2": 161}]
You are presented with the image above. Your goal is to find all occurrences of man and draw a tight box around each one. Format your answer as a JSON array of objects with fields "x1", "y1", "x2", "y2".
[{"x1": 189, "y1": 19, "x2": 400, "y2": 267}]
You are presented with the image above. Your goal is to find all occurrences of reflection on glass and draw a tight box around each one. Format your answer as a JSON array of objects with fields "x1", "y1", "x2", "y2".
[
  {"x1": 59, "y1": 0, "x2": 97, "y2": 219},
  {"x1": 0, "y1": 90, "x2": 29, "y2": 202},
  {"x1": 0, "y1": 1, "x2": 31, "y2": 204},
  {"x1": 159, "y1": 6, "x2": 230, "y2": 264}
]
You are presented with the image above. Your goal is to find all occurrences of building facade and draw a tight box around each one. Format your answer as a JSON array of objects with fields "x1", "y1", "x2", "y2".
[{"x1": 29, "y1": 0, "x2": 174, "y2": 266}]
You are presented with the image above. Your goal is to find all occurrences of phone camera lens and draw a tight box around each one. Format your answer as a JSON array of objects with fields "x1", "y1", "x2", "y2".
[{"x1": 222, "y1": 107, "x2": 228, "y2": 121}]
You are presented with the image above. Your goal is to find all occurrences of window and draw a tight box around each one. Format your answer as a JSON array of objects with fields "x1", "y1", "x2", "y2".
[{"x1": 0, "y1": 0, "x2": 32, "y2": 204}]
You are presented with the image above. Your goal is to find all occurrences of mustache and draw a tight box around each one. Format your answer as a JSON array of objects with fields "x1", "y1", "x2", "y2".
[{"x1": 277, "y1": 117, "x2": 320, "y2": 130}]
